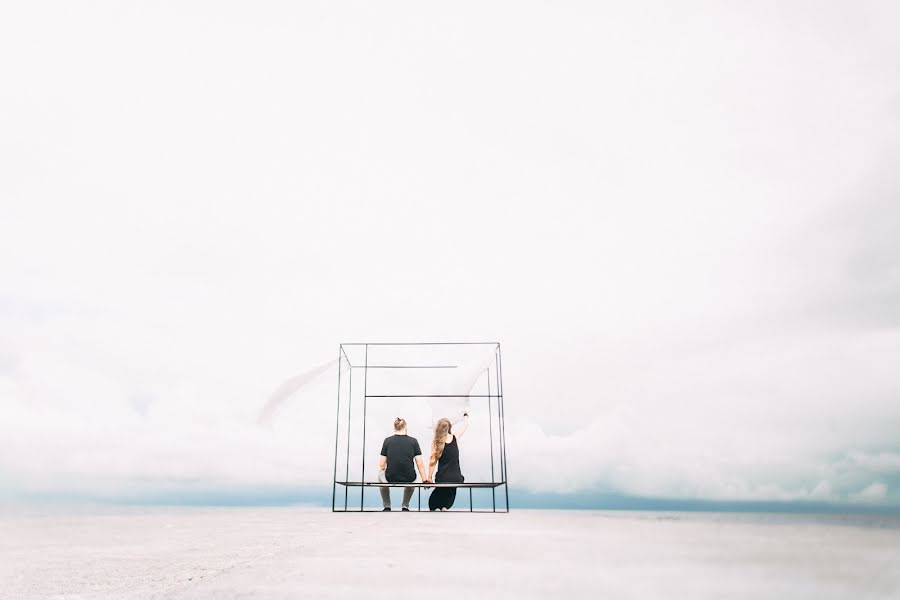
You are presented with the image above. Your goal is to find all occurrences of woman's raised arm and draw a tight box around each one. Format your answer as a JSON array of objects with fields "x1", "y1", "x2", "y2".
[{"x1": 454, "y1": 412, "x2": 470, "y2": 439}]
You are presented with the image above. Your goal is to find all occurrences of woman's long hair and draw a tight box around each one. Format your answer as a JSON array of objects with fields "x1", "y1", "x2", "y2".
[{"x1": 431, "y1": 418, "x2": 452, "y2": 463}]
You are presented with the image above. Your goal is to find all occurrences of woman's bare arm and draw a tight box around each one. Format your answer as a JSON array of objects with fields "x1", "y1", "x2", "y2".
[
  {"x1": 427, "y1": 456, "x2": 437, "y2": 482},
  {"x1": 454, "y1": 413, "x2": 470, "y2": 439}
]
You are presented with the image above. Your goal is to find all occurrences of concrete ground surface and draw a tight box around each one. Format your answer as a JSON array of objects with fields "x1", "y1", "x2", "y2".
[{"x1": 1, "y1": 507, "x2": 898, "y2": 599}]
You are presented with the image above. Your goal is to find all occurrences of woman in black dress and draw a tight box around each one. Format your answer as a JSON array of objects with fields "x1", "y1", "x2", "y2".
[{"x1": 427, "y1": 413, "x2": 468, "y2": 511}]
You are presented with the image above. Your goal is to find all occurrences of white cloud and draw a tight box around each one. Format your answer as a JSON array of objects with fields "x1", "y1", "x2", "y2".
[
  {"x1": 850, "y1": 482, "x2": 889, "y2": 504},
  {"x1": 841, "y1": 451, "x2": 900, "y2": 474},
  {"x1": 1, "y1": 1, "x2": 899, "y2": 506}
]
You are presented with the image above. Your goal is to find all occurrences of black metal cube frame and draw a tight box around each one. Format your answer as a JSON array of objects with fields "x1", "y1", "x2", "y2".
[{"x1": 332, "y1": 342, "x2": 509, "y2": 512}]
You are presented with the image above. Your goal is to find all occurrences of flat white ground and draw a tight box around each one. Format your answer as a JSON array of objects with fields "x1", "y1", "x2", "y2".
[{"x1": 1, "y1": 507, "x2": 898, "y2": 599}]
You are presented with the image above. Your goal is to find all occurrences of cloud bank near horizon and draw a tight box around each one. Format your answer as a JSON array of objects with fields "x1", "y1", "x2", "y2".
[{"x1": 1, "y1": 2, "x2": 899, "y2": 508}]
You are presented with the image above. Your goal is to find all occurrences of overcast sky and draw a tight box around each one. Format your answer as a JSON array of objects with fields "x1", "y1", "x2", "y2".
[{"x1": 1, "y1": 1, "x2": 899, "y2": 508}]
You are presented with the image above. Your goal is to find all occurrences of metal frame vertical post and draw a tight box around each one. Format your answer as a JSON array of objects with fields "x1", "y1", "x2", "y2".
[
  {"x1": 344, "y1": 366, "x2": 353, "y2": 510},
  {"x1": 332, "y1": 348, "x2": 343, "y2": 511},
  {"x1": 487, "y1": 367, "x2": 495, "y2": 512},
  {"x1": 360, "y1": 344, "x2": 369, "y2": 511},
  {"x1": 497, "y1": 344, "x2": 509, "y2": 512}
]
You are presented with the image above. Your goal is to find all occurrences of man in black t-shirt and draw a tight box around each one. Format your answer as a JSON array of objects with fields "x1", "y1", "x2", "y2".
[{"x1": 378, "y1": 417, "x2": 428, "y2": 511}]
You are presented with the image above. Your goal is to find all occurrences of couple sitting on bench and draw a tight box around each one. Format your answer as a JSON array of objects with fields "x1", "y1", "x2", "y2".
[{"x1": 378, "y1": 414, "x2": 468, "y2": 511}]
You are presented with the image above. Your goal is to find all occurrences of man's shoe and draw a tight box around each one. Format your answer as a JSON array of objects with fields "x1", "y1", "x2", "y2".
[
  {"x1": 382, "y1": 507, "x2": 391, "y2": 511},
  {"x1": 401, "y1": 507, "x2": 410, "y2": 511}
]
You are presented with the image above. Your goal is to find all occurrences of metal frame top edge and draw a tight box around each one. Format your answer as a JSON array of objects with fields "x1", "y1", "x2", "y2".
[{"x1": 340, "y1": 342, "x2": 500, "y2": 346}]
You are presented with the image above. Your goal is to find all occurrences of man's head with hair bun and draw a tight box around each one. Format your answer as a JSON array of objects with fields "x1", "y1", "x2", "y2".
[{"x1": 393, "y1": 417, "x2": 407, "y2": 432}]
